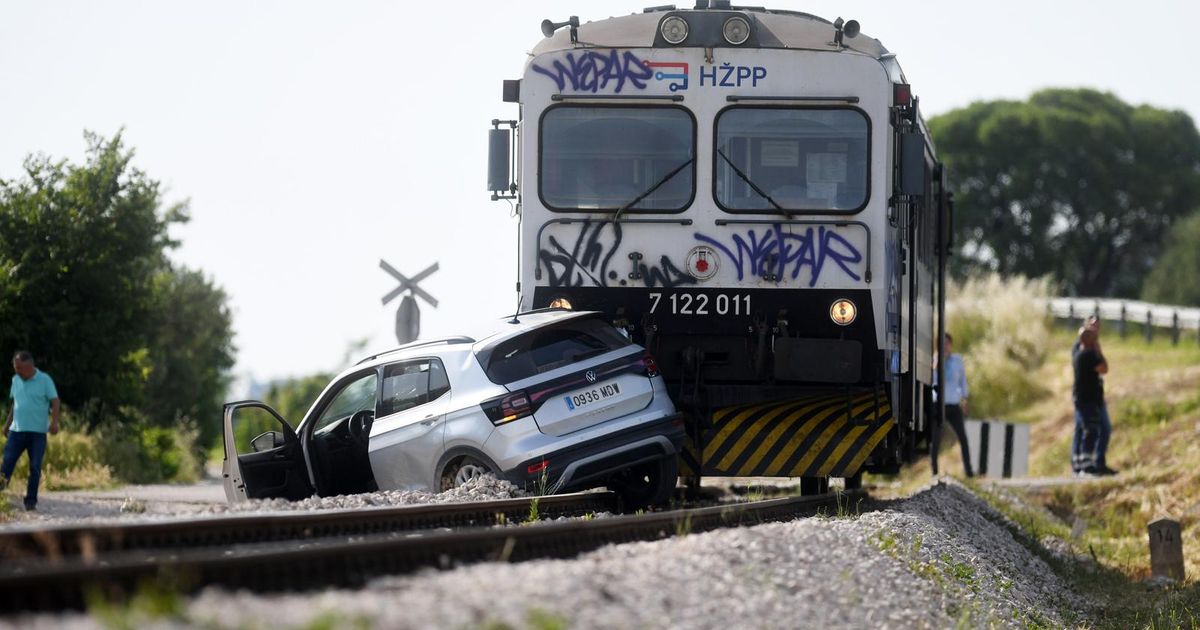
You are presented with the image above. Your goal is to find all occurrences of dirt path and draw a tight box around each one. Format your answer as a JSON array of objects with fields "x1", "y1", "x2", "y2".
[{"x1": 2, "y1": 478, "x2": 226, "y2": 528}]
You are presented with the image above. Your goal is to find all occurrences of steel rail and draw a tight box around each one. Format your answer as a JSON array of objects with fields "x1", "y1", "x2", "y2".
[
  {"x1": 0, "y1": 490, "x2": 864, "y2": 613},
  {"x1": 0, "y1": 491, "x2": 618, "y2": 562}
]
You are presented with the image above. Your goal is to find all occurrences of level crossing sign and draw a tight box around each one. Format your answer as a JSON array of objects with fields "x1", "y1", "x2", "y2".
[{"x1": 380, "y1": 260, "x2": 438, "y2": 345}]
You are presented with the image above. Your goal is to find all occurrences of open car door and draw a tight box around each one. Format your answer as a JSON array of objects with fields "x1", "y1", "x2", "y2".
[{"x1": 222, "y1": 401, "x2": 314, "y2": 502}]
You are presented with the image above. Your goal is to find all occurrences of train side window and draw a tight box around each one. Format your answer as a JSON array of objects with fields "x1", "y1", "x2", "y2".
[{"x1": 715, "y1": 107, "x2": 870, "y2": 213}]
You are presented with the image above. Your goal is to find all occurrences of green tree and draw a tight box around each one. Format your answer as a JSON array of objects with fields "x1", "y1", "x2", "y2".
[
  {"x1": 142, "y1": 266, "x2": 236, "y2": 447},
  {"x1": 930, "y1": 88, "x2": 1200, "y2": 296},
  {"x1": 1142, "y1": 210, "x2": 1200, "y2": 305},
  {"x1": 0, "y1": 132, "x2": 180, "y2": 415},
  {"x1": 263, "y1": 373, "x2": 331, "y2": 424},
  {"x1": 0, "y1": 132, "x2": 236, "y2": 443}
]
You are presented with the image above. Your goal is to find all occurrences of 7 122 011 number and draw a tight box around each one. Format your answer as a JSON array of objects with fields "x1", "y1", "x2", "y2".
[{"x1": 648, "y1": 292, "x2": 751, "y2": 316}]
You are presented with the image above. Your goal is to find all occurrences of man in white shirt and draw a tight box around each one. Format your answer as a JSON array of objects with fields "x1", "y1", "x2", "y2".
[{"x1": 936, "y1": 333, "x2": 974, "y2": 477}]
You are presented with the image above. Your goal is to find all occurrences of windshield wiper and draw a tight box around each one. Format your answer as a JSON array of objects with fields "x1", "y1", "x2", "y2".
[
  {"x1": 716, "y1": 147, "x2": 791, "y2": 218},
  {"x1": 612, "y1": 157, "x2": 694, "y2": 223}
]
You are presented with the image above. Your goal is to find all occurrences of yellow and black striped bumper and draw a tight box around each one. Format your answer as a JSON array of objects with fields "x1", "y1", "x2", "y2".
[{"x1": 679, "y1": 392, "x2": 893, "y2": 478}]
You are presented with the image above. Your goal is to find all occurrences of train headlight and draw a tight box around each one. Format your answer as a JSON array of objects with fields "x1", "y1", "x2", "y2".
[
  {"x1": 660, "y1": 16, "x2": 689, "y2": 44},
  {"x1": 830, "y1": 299, "x2": 857, "y2": 326},
  {"x1": 722, "y1": 16, "x2": 751, "y2": 45}
]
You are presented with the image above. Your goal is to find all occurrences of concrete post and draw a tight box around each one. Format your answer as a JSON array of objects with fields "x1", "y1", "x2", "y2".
[{"x1": 1149, "y1": 518, "x2": 1185, "y2": 581}]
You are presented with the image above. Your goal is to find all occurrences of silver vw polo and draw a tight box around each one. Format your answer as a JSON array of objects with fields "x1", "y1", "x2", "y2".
[{"x1": 222, "y1": 309, "x2": 685, "y2": 508}]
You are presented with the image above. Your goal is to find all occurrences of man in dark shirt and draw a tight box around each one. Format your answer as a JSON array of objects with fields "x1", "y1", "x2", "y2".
[{"x1": 1073, "y1": 329, "x2": 1113, "y2": 476}]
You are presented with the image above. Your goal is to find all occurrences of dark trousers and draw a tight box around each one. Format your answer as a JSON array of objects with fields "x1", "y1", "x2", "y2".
[
  {"x1": 1072, "y1": 401, "x2": 1108, "y2": 471},
  {"x1": 944, "y1": 404, "x2": 974, "y2": 477},
  {"x1": 1, "y1": 431, "x2": 47, "y2": 508}
]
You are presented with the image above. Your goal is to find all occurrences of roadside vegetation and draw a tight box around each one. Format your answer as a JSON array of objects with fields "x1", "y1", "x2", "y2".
[
  {"x1": 882, "y1": 274, "x2": 1200, "y2": 625},
  {"x1": 0, "y1": 132, "x2": 231, "y2": 498}
]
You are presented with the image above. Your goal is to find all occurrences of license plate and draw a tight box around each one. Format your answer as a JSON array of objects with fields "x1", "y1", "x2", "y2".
[{"x1": 564, "y1": 382, "x2": 622, "y2": 411}]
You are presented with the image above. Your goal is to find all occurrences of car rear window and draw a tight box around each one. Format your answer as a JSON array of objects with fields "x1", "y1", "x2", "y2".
[{"x1": 483, "y1": 317, "x2": 632, "y2": 384}]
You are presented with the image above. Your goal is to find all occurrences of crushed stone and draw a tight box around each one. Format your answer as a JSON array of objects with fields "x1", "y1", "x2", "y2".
[
  {"x1": 209, "y1": 475, "x2": 526, "y2": 514},
  {"x1": 1, "y1": 479, "x2": 1098, "y2": 629}
]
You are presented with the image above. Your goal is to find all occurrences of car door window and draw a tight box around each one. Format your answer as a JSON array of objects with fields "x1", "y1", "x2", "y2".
[
  {"x1": 314, "y1": 371, "x2": 379, "y2": 433},
  {"x1": 379, "y1": 359, "x2": 451, "y2": 417}
]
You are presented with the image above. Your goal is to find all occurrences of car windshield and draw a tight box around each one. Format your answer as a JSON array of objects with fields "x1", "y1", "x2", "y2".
[
  {"x1": 314, "y1": 372, "x2": 378, "y2": 433},
  {"x1": 540, "y1": 106, "x2": 694, "y2": 212},
  {"x1": 715, "y1": 107, "x2": 869, "y2": 212},
  {"x1": 482, "y1": 317, "x2": 633, "y2": 384}
]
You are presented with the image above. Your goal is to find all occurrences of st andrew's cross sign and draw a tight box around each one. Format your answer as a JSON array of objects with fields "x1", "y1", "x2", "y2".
[{"x1": 380, "y1": 260, "x2": 438, "y2": 345}]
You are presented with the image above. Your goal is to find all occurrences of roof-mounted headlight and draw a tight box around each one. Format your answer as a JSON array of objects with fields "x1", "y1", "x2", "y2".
[
  {"x1": 722, "y1": 16, "x2": 750, "y2": 45},
  {"x1": 660, "y1": 16, "x2": 689, "y2": 45}
]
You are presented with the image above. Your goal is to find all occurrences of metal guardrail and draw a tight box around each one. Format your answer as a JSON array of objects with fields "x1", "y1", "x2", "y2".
[{"x1": 1045, "y1": 297, "x2": 1200, "y2": 344}]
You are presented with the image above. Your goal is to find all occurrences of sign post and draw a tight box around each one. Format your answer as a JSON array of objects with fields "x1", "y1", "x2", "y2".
[{"x1": 380, "y1": 260, "x2": 439, "y2": 345}]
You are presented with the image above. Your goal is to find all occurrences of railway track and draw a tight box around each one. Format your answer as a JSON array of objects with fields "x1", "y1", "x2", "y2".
[
  {"x1": 0, "y1": 489, "x2": 864, "y2": 613},
  {"x1": 0, "y1": 491, "x2": 617, "y2": 562}
]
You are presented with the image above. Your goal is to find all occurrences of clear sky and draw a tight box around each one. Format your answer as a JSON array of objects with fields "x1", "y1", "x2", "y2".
[{"x1": 2, "y1": 1, "x2": 1197, "y2": 384}]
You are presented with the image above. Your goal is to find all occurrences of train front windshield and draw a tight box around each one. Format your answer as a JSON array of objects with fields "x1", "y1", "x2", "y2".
[
  {"x1": 715, "y1": 107, "x2": 870, "y2": 213},
  {"x1": 539, "y1": 106, "x2": 694, "y2": 212}
]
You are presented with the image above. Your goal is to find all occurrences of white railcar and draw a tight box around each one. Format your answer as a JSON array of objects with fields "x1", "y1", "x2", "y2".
[{"x1": 488, "y1": 3, "x2": 951, "y2": 487}]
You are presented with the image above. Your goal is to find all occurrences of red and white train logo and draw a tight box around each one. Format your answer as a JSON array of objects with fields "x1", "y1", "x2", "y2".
[{"x1": 685, "y1": 245, "x2": 719, "y2": 281}]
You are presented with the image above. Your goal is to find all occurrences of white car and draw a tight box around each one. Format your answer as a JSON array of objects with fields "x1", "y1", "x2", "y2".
[{"x1": 222, "y1": 309, "x2": 685, "y2": 508}]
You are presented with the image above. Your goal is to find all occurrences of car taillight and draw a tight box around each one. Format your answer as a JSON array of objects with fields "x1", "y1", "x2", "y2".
[
  {"x1": 642, "y1": 352, "x2": 660, "y2": 378},
  {"x1": 481, "y1": 391, "x2": 532, "y2": 426}
]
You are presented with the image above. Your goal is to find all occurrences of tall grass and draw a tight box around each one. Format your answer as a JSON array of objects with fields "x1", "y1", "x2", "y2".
[
  {"x1": 946, "y1": 274, "x2": 1055, "y2": 418},
  {"x1": 1, "y1": 412, "x2": 201, "y2": 493}
]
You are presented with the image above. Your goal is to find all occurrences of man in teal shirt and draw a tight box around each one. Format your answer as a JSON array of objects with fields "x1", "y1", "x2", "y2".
[{"x1": 2, "y1": 350, "x2": 60, "y2": 511}]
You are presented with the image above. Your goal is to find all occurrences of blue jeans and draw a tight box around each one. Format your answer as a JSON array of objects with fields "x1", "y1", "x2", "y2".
[
  {"x1": 1, "y1": 431, "x2": 47, "y2": 507},
  {"x1": 1096, "y1": 402, "x2": 1111, "y2": 467},
  {"x1": 1072, "y1": 403, "x2": 1105, "y2": 471},
  {"x1": 1071, "y1": 402, "x2": 1112, "y2": 470}
]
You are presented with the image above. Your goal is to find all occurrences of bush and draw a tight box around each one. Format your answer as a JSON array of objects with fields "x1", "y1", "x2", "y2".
[
  {"x1": 94, "y1": 419, "x2": 201, "y2": 485},
  {"x1": 1, "y1": 408, "x2": 202, "y2": 494},
  {"x1": 946, "y1": 273, "x2": 1055, "y2": 418}
]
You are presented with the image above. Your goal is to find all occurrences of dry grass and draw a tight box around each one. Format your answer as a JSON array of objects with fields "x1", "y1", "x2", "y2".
[
  {"x1": 946, "y1": 273, "x2": 1056, "y2": 419},
  {"x1": 916, "y1": 324, "x2": 1200, "y2": 575},
  {"x1": 880, "y1": 310, "x2": 1200, "y2": 625}
]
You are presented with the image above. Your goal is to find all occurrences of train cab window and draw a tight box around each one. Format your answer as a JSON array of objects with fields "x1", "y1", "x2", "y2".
[
  {"x1": 540, "y1": 106, "x2": 694, "y2": 212},
  {"x1": 715, "y1": 108, "x2": 869, "y2": 213}
]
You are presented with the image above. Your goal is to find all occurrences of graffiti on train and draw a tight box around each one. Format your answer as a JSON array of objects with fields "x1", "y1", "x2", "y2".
[
  {"x1": 538, "y1": 221, "x2": 696, "y2": 288},
  {"x1": 693, "y1": 224, "x2": 863, "y2": 286}
]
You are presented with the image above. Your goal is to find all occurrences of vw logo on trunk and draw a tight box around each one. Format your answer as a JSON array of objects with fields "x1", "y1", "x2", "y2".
[{"x1": 585, "y1": 370, "x2": 597, "y2": 383}]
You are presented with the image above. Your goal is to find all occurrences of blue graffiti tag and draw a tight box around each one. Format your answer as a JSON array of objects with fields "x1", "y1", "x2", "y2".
[
  {"x1": 532, "y1": 51, "x2": 654, "y2": 94},
  {"x1": 693, "y1": 225, "x2": 863, "y2": 287}
]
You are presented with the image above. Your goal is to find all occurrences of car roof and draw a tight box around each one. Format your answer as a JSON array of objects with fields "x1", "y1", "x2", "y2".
[{"x1": 348, "y1": 308, "x2": 599, "y2": 373}]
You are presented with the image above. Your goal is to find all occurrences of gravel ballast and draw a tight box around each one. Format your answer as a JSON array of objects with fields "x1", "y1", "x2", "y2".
[{"x1": 1, "y1": 479, "x2": 1092, "y2": 629}]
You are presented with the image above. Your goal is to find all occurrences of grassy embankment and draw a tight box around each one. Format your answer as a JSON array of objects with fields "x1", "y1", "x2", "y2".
[{"x1": 888, "y1": 275, "x2": 1200, "y2": 625}]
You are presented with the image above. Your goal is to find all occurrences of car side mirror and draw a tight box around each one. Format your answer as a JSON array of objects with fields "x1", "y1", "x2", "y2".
[{"x1": 250, "y1": 430, "x2": 285, "y2": 453}]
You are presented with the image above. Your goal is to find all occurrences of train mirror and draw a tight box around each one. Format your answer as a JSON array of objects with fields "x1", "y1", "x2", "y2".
[
  {"x1": 900, "y1": 131, "x2": 926, "y2": 197},
  {"x1": 488, "y1": 125, "x2": 511, "y2": 196}
]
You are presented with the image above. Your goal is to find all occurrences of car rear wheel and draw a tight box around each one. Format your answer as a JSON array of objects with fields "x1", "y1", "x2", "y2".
[
  {"x1": 441, "y1": 457, "x2": 493, "y2": 492},
  {"x1": 608, "y1": 456, "x2": 678, "y2": 511}
]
